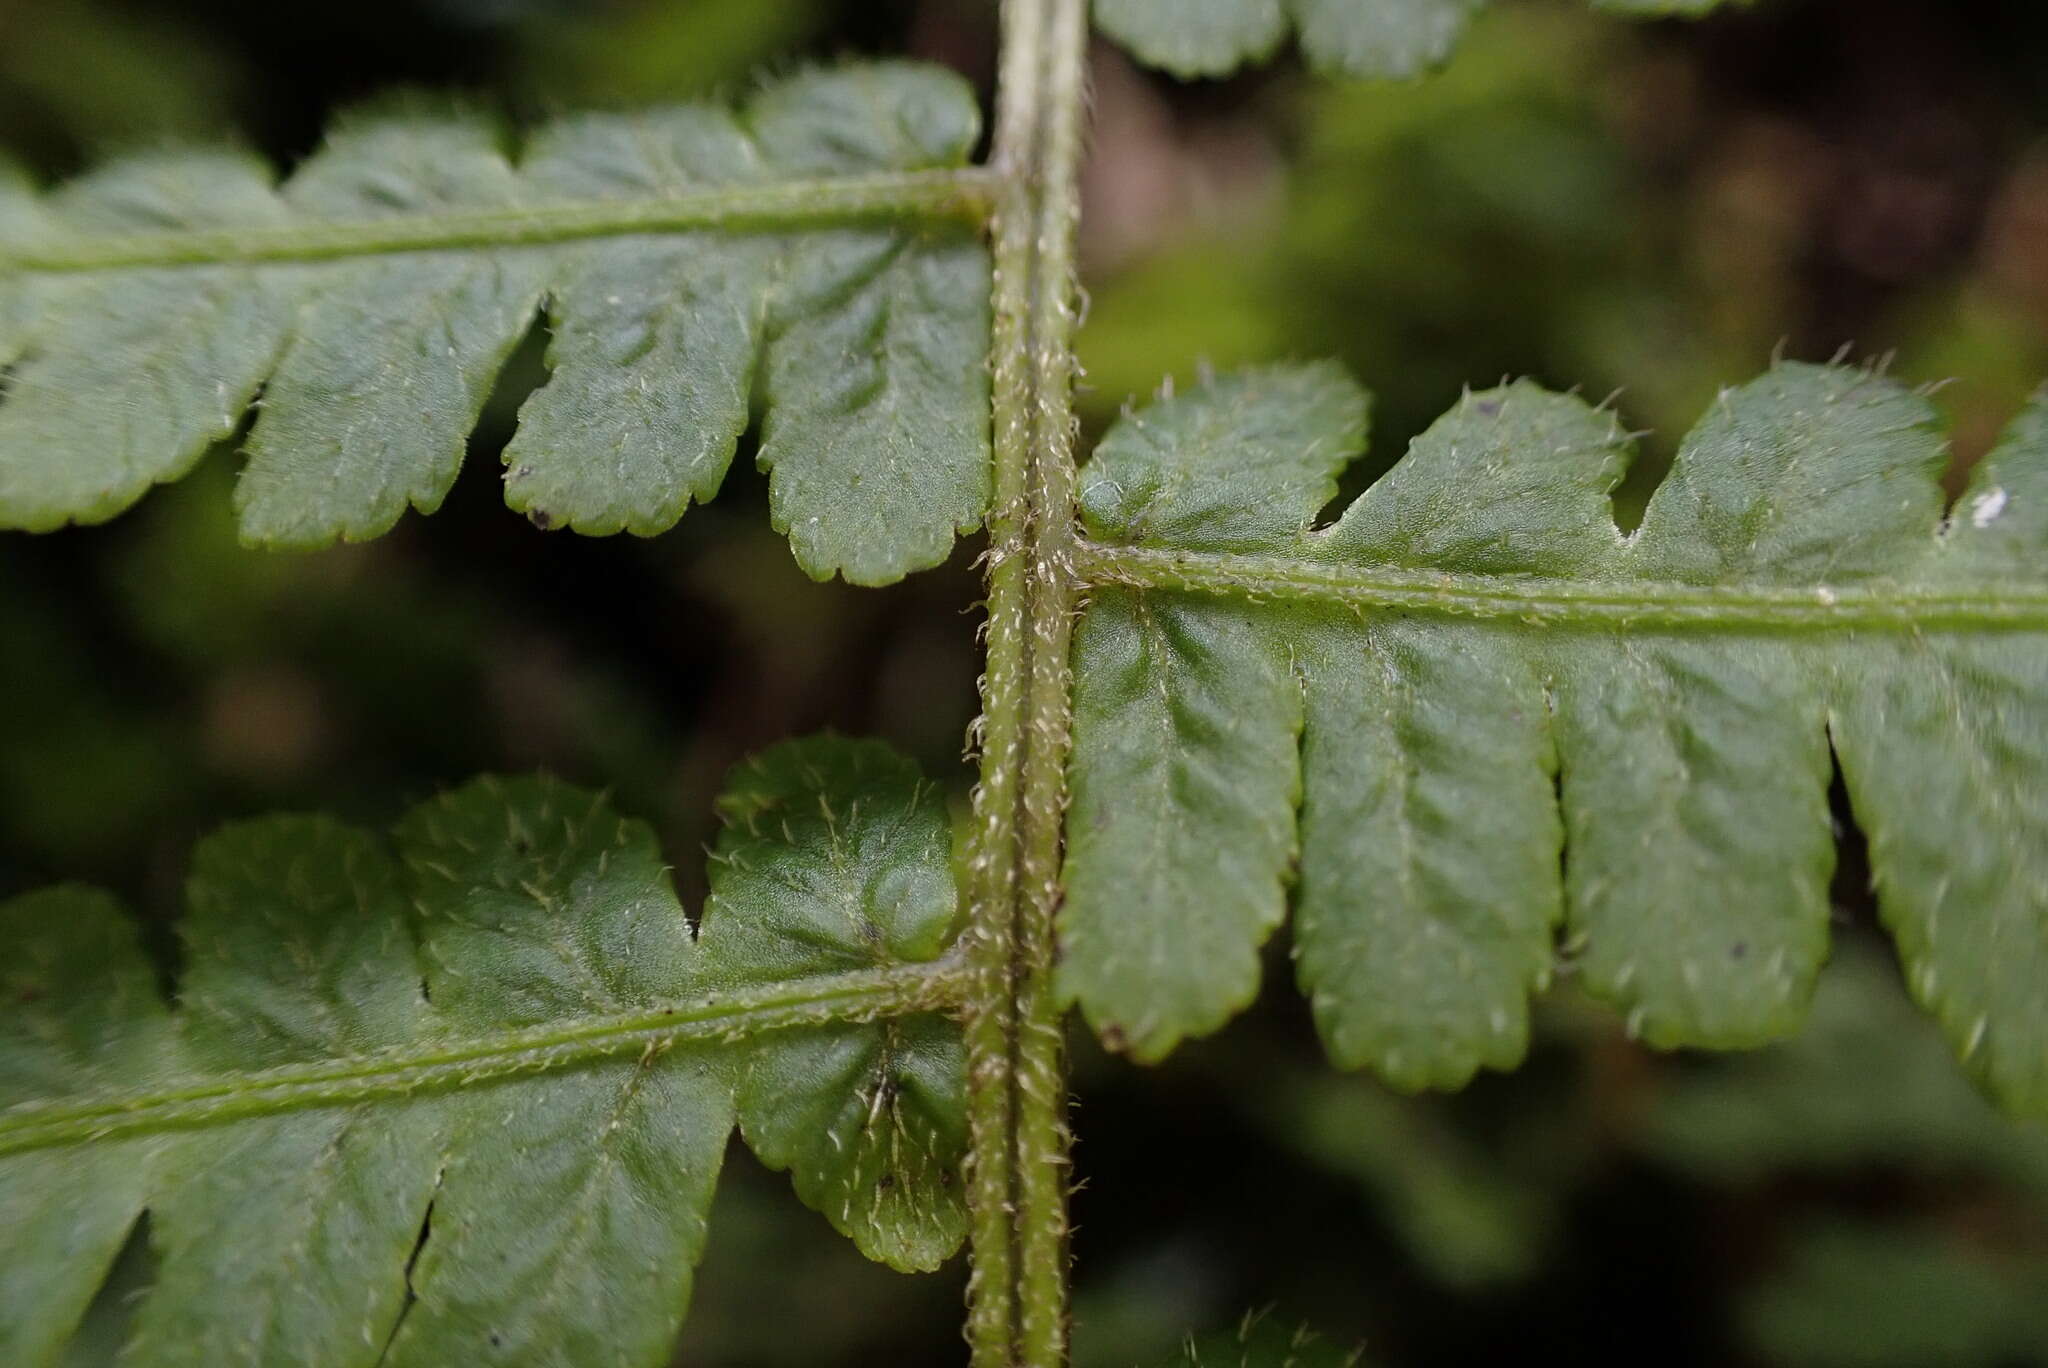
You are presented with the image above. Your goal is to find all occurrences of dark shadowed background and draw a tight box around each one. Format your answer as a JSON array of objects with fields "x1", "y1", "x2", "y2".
[{"x1": 2, "y1": 0, "x2": 2046, "y2": 1363}]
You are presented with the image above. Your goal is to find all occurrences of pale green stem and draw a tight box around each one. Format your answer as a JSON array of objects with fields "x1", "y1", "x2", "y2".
[
  {"x1": 1073, "y1": 540, "x2": 2048, "y2": 631},
  {"x1": 964, "y1": 0, "x2": 1090, "y2": 1363},
  {"x1": 0, "y1": 958, "x2": 971, "y2": 1156},
  {"x1": 1010, "y1": 0, "x2": 1090, "y2": 1362},
  {"x1": 0, "y1": 168, "x2": 997, "y2": 273},
  {"x1": 962, "y1": 0, "x2": 1045, "y2": 1354}
]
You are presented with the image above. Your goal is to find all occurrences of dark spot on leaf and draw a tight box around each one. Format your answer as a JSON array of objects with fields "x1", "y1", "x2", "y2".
[
  {"x1": 488, "y1": 1331, "x2": 503, "y2": 1350},
  {"x1": 1474, "y1": 398, "x2": 1503, "y2": 417},
  {"x1": 878, "y1": 1172, "x2": 896, "y2": 1192},
  {"x1": 15, "y1": 984, "x2": 41, "y2": 1004},
  {"x1": 1730, "y1": 941, "x2": 1748, "y2": 959},
  {"x1": 527, "y1": 509, "x2": 554, "y2": 531},
  {"x1": 1101, "y1": 1023, "x2": 1129, "y2": 1052}
]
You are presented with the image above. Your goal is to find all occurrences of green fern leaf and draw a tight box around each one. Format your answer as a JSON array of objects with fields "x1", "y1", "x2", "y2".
[
  {"x1": 702, "y1": 739, "x2": 969, "y2": 1274},
  {"x1": 0, "y1": 737, "x2": 968, "y2": 1367},
  {"x1": 1096, "y1": 0, "x2": 1750, "y2": 80},
  {"x1": 1060, "y1": 360, "x2": 2048, "y2": 1118},
  {"x1": 0, "y1": 65, "x2": 991, "y2": 586}
]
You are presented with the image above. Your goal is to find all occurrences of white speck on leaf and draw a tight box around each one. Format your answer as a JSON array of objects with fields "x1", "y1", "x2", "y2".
[{"x1": 1969, "y1": 486, "x2": 2009, "y2": 529}]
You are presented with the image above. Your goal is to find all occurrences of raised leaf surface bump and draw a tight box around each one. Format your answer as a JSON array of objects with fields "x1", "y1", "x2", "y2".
[
  {"x1": 0, "y1": 739, "x2": 969, "y2": 1366},
  {"x1": 702, "y1": 737, "x2": 969, "y2": 1271},
  {"x1": 0, "y1": 65, "x2": 991, "y2": 585},
  {"x1": 1062, "y1": 361, "x2": 2048, "y2": 1116}
]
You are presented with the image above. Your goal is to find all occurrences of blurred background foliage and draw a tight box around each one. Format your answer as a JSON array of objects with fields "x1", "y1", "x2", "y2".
[{"x1": 2, "y1": 0, "x2": 2046, "y2": 1364}]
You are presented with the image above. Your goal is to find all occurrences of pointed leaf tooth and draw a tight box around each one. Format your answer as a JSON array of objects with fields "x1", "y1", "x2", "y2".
[
  {"x1": 1320, "y1": 379, "x2": 1627, "y2": 574},
  {"x1": 1631, "y1": 361, "x2": 1948, "y2": 585},
  {"x1": 0, "y1": 150, "x2": 295, "y2": 533},
  {"x1": 1082, "y1": 360, "x2": 1372, "y2": 552}
]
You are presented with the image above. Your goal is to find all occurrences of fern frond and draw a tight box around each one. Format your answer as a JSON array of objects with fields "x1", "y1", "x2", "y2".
[
  {"x1": 0, "y1": 736, "x2": 968, "y2": 1368},
  {"x1": 0, "y1": 64, "x2": 993, "y2": 586},
  {"x1": 1095, "y1": 0, "x2": 1754, "y2": 81},
  {"x1": 1058, "y1": 360, "x2": 2048, "y2": 1118}
]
